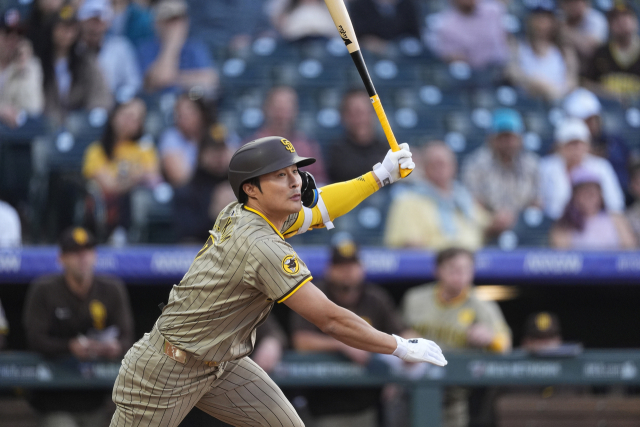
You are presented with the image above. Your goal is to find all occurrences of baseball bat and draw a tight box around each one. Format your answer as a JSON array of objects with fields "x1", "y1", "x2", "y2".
[{"x1": 323, "y1": 0, "x2": 411, "y2": 178}]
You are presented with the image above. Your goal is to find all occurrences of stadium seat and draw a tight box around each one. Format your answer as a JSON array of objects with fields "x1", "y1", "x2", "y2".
[{"x1": 331, "y1": 187, "x2": 392, "y2": 246}]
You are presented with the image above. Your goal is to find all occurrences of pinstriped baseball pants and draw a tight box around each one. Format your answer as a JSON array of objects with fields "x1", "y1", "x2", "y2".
[{"x1": 109, "y1": 329, "x2": 304, "y2": 427}]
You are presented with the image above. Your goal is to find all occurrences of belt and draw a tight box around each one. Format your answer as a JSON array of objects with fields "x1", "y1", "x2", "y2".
[{"x1": 149, "y1": 327, "x2": 218, "y2": 367}]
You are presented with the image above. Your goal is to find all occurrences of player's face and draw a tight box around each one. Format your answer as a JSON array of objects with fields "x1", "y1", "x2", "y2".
[
  {"x1": 59, "y1": 249, "x2": 97, "y2": 286},
  {"x1": 256, "y1": 165, "x2": 302, "y2": 215},
  {"x1": 437, "y1": 254, "x2": 474, "y2": 297}
]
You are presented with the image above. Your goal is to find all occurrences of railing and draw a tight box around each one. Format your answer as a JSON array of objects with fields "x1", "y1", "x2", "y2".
[{"x1": 1, "y1": 350, "x2": 639, "y2": 426}]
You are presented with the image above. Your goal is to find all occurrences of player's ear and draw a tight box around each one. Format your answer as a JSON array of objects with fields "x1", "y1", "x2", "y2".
[{"x1": 243, "y1": 182, "x2": 259, "y2": 199}]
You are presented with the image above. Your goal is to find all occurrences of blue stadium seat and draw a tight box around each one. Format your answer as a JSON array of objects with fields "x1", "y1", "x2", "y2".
[
  {"x1": 331, "y1": 187, "x2": 392, "y2": 246},
  {"x1": 498, "y1": 207, "x2": 554, "y2": 248}
]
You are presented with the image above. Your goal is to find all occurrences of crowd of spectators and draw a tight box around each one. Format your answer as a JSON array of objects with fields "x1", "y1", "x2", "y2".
[{"x1": 0, "y1": 0, "x2": 639, "y2": 250}]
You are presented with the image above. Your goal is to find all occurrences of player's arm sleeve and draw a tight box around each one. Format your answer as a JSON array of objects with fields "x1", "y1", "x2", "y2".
[
  {"x1": 245, "y1": 238, "x2": 313, "y2": 303},
  {"x1": 283, "y1": 172, "x2": 379, "y2": 237}
]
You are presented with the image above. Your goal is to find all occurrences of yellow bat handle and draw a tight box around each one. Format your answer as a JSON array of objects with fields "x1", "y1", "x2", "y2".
[{"x1": 370, "y1": 94, "x2": 412, "y2": 178}]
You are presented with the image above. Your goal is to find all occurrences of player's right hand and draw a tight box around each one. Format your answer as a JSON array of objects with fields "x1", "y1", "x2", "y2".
[
  {"x1": 392, "y1": 334, "x2": 447, "y2": 366},
  {"x1": 372, "y1": 143, "x2": 414, "y2": 187}
]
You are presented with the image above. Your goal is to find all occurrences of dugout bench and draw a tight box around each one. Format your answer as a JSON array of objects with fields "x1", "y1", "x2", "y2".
[{"x1": 1, "y1": 350, "x2": 639, "y2": 426}]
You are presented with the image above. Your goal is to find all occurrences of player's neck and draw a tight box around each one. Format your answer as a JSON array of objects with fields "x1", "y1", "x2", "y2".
[{"x1": 245, "y1": 200, "x2": 288, "y2": 234}]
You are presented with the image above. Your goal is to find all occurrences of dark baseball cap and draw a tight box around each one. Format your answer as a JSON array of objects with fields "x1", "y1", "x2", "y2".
[
  {"x1": 59, "y1": 227, "x2": 97, "y2": 253},
  {"x1": 523, "y1": 312, "x2": 561, "y2": 340},
  {"x1": 330, "y1": 235, "x2": 360, "y2": 265}
]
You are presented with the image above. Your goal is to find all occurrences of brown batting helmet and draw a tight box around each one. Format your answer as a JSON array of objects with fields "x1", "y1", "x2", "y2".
[{"x1": 228, "y1": 136, "x2": 316, "y2": 200}]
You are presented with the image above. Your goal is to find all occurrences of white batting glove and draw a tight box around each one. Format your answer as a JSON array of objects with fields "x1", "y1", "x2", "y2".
[
  {"x1": 392, "y1": 334, "x2": 447, "y2": 366},
  {"x1": 372, "y1": 143, "x2": 415, "y2": 187}
]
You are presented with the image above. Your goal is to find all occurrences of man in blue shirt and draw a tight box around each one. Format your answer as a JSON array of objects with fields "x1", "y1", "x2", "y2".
[{"x1": 137, "y1": 0, "x2": 217, "y2": 96}]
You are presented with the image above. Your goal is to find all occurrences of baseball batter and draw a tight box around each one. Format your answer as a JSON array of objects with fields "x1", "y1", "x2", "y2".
[{"x1": 109, "y1": 136, "x2": 447, "y2": 427}]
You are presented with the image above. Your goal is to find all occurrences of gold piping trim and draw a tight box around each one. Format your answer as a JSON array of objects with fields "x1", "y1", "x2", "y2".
[
  {"x1": 278, "y1": 276, "x2": 313, "y2": 303},
  {"x1": 243, "y1": 206, "x2": 285, "y2": 240}
]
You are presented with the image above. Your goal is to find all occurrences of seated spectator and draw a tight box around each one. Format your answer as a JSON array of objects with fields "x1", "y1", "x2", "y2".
[
  {"x1": 138, "y1": 0, "x2": 218, "y2": 96},
  {"x1": 558, "y1": 0, "x2": 608, "y2": 63},
  {"x1": 349, "y1": 0, "x2": 420, "y2": 54},
  {"x1": 251, "y1": 316, "x2": 288, "y2": 374},
  {"x1": 0, "y1": 298, "x2": 8, "y2": 350},
  {"x1": 385, "y1": 142, "x2": 491, "y2": 250},
  {"x1": 173, "y1": 136, "x2": 233, "y2": 242},
  {"x1": 291, "y1": 236, "x2": 412, "y2": 427},
  {"x1": 540, "y1": 117, "x2": 624, "y2": 219},
  {"x1": 428, "y1": 0, "x2": 509, "y2": 70},
  {"x1": 189, "y1": 0, "x2": 272, "y2": 53},
  {"x1": 23, "y1": 226, "x2": 134, "y2": 426},
  {"x1": 506, "y1": 3, "x2": 578, "y2": 101},
  {"x1": 82, "y1": 98, "x2": 161, "y2": 239},
  {"x1": 159, "y1": 93, "x2": 215, "y2": 187},
  {"x1": 626, "y1": 163, "x2": 640, "y2": 243},
  {"x1": 78, "y1": 0, "x2": 142, "y2": 102},
  {"x1": 461, "y1": 109, "x2": 540, "y2": 233},
  {"x1": 268, "y1": 0, "x2": 336, "y2": 41},
  {"x1": 0, "y1": 9, "x2": 44, "y2": 128},
  {"x1": 563, "y1": 88, "x2": 631, "y2": 191},
  {"x1": 247, "y1": 86, "x2": 327, "y2": 184},
  {"x1": 0, "y1": 199, "x2": 21, "y2": 247},
  {"x1": 327, "y1": 90, "x2": 389, "y2": 183},
  {"x1": 549, "y1": 167, "x2": 636, "y2": 249},
  {"x1": 402, "y1": 247, "x2": 511, "y2": 427},
  {"x1": 41, "y1": 4, "x2": 113, "y2": 124},
  {"x1": 108, "y1": 0, "x2": 155, "y2": 48},
  {"x1": 583, "y1": 2, "x2": 640, "y2": 101}
]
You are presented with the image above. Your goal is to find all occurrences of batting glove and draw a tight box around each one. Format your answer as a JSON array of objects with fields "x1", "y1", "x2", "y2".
[
  {"x1": 392, "y1": 334, "x2": 448, "y2": 366},
  {"x1": 372, "y1": 143, "x2": 415, "y2": 187}
]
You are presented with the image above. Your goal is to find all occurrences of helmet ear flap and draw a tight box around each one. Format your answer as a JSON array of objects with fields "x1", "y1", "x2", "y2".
[{"x1": 300, "y1": 170, "x2": 318, "y2": 208}]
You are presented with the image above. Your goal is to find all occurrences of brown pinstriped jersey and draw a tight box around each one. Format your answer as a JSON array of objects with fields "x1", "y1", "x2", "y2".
[{"x1": 156, "y1": 202, "x2": 312, "y2": 363}]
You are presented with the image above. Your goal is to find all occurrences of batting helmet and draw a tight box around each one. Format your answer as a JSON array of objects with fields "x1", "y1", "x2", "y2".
[{"x1": 228, "y1": 136, "x2": 316, "y2": 200}]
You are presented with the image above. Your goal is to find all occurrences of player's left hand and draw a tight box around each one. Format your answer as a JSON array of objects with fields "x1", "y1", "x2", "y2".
[
  {"x1": 392, "y1": 334, "x2": 447, "y2": 366},
  {"x1": 372, "y1": 143, "x2": 415, "y2": 187}
]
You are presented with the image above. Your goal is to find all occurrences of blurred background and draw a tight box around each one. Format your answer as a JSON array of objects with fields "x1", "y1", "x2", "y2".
[{"x1": 0, "y1": 0, "x2": 640, "y2": 425}]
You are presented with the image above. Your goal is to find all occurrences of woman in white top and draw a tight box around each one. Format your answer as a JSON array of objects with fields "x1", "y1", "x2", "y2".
[
  {"x1": 506, "y1": 4, "x2": 578, "y2": 101},
  {"x1": 550, "y1": 167, "x2": 636, "y2": 250}
]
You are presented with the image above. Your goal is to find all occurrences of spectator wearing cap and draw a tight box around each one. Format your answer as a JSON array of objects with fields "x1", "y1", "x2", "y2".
[
  {"x1": 427, "y1": 0, "x2": 509, "y2": 70},
  {"x1": 348, "y1": 0, "x2": 421, "y2": 55},
  {"x1": 558, "y1": 0, "x2": 608, "y2": 62},
  {"x1": 385, "y1": 141, "x2": 492, "y2": 250},
  {"x1": 521, "y1": 312, "x2": 563, "y2": 352},
  {"x1": 40, "y1": 3, "x2": 113, "y2": 124},
  {"x1": 0, "y1": 8, "x2": 44, "y2": 128},
  {"x1": 327, "y1": 90, "x2": 389, "y2": 183},
  {"x1": 78, "y1": 0, "x2": 142, "y2": 102},
  {"x1": 626, "y1": 163, "x2": 640, "y2": 243},
  {"x1": 461, "y1": 109, "x2": 540, "y2": 234},
  {"x1": 23, "y1": 226, "x2": 134, "y2": 426},
  {"x1": 540, "y1": 117, "x2": 625, "y2": 219},
  {"x1": 137, "y1": 0, "x2": 218, "y2": 96},
  {"x1": 563, "y1": 88, "x2": 631, "y2": 191},
  {"x1": 402, "y1": 247, "x2": 511, "y2": 427},
  {"x1": 247, "y1": 86, "x2": 328, "y2": 184},
  {"x1": 583, "y1": 1, "x2": 640, "y2": 101},
  {"x1": 549, "y1": 167, "x2": 636, "y2": 249},
  {"x1": 291, "y1": 237, "x2": 412, "y2": 427},
  {"x1": 506, "y1": 2, "x2": 578, "y2": 101}
]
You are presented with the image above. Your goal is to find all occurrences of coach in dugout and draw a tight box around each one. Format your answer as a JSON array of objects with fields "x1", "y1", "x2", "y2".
[
  {"x1": 402, "y1": 247, "x2": 512, "y2": 427},
  {"x1": 291, "y1": 235, "x2": 413, "y2": 427},
  {"x1": 23, "y1": 227, "x2": 134, "y2": 427}
]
